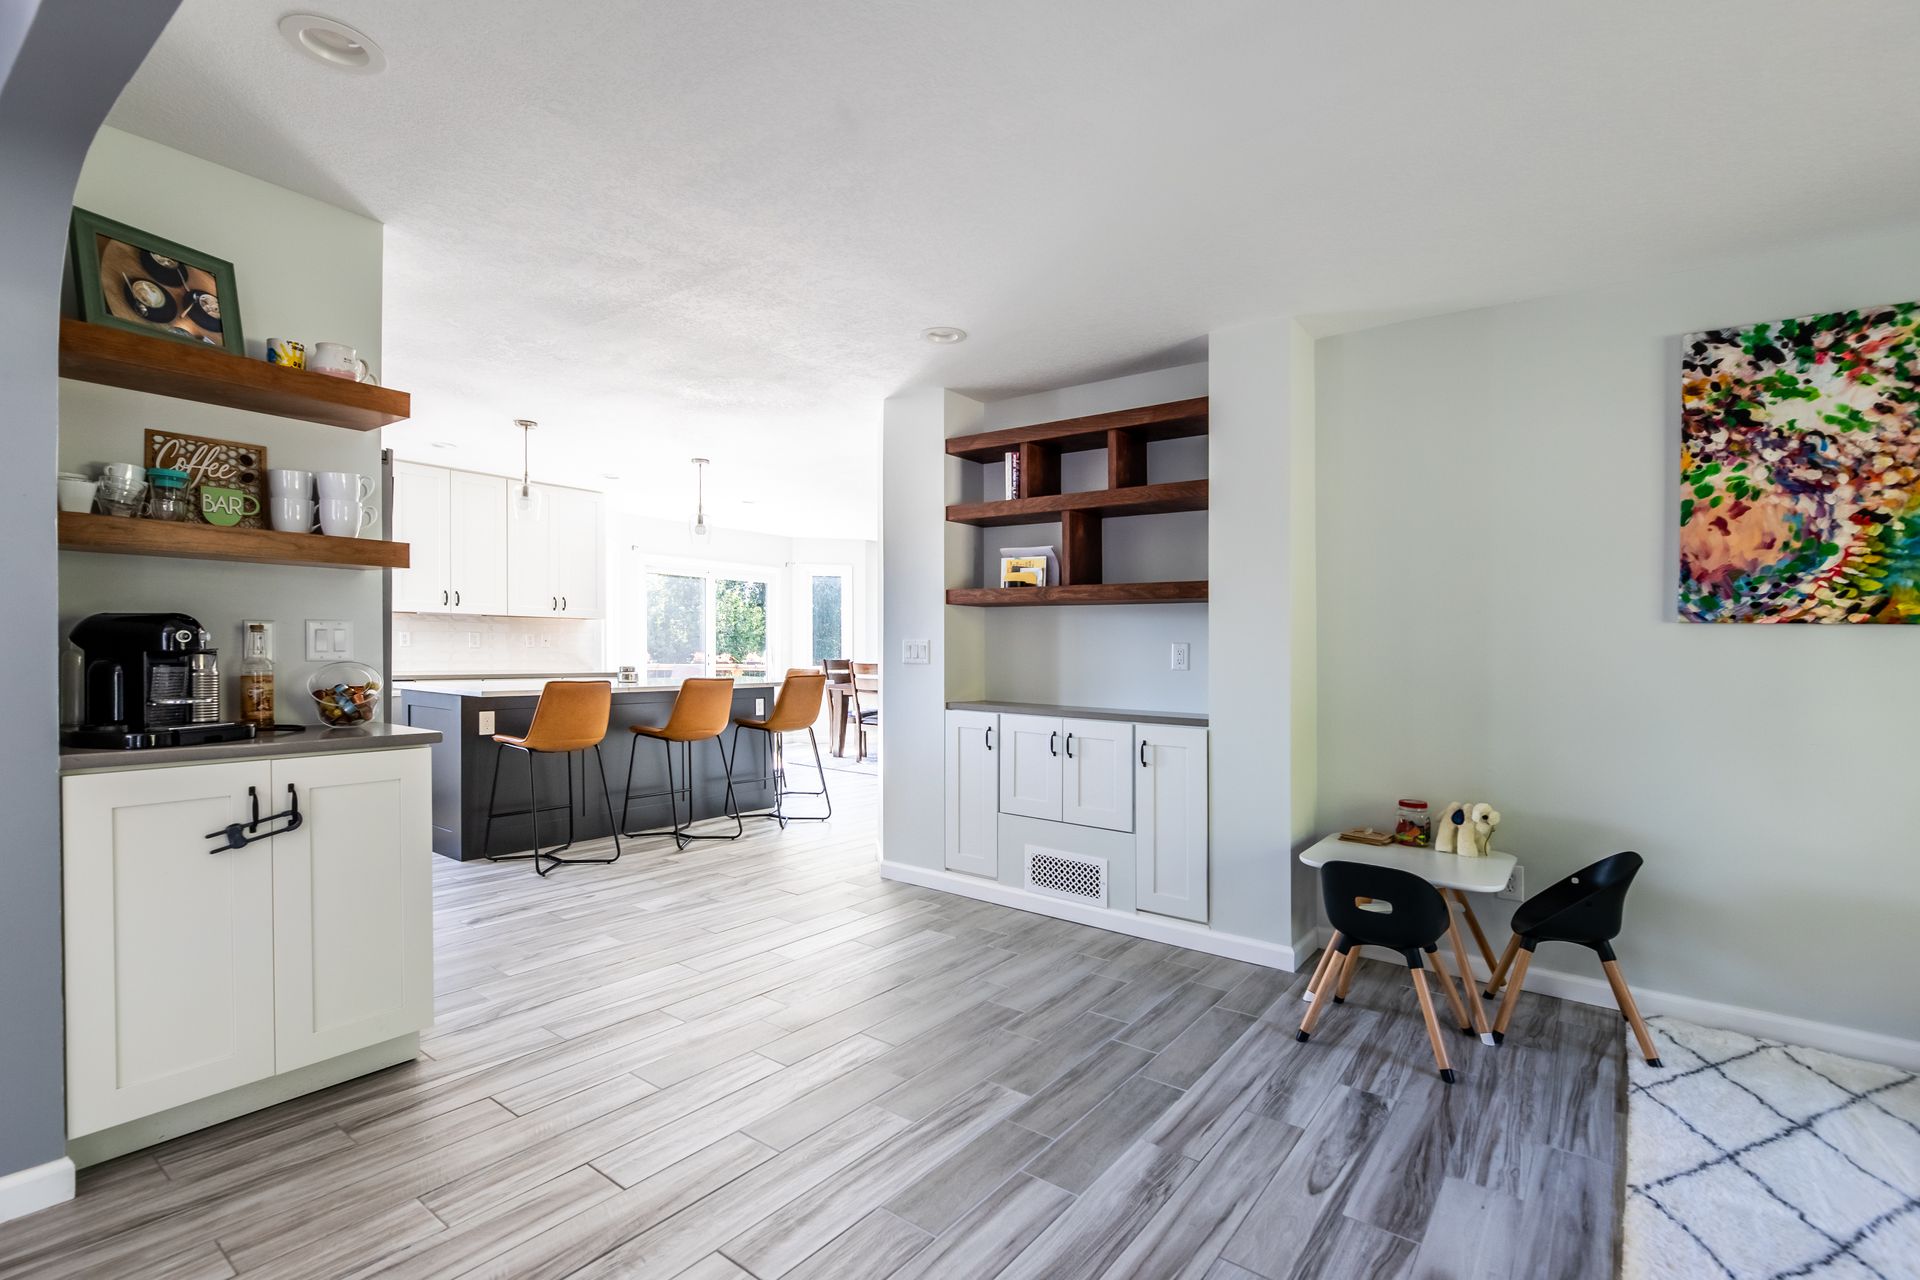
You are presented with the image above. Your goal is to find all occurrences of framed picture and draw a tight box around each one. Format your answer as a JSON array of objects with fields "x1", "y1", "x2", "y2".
[{"x1": 68, "y1": 208, "x2": 245, "y2": 356}]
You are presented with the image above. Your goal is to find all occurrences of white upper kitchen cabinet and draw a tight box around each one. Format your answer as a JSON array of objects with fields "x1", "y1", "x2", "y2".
[
  {"x1": 271, "y1": 749, "x2": 433, "y2": 1072},
  {"x1": 63, "y1": 761, "x2": 277, "y2": 1137},
  {"x1": 944, "y1": 710, "x2": 999, "y2": 878},
  {"x1": 391, "y1": 461, "x2": 451, "y2": 613},
  {"x1": 1061, "y1": 717, "x2": 1134, "y2": 833},
  {"x1": 1135, "y1": 724, "x2": 1209, "y2": 923},
  {"x1": 508, "y1": 483, "x2": 605, "y2": 617},
  {"x1": 447, "y1": 470, "x2": 509, "y2": 614},
  {"x1": 998, "y1": 713, "x2": 1063, "y2": 821}
]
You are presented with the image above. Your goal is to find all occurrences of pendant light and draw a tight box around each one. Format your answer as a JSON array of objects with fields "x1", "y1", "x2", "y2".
[
  {"x1": 514, "y1": 419, "x2": 537, "y2": 511},
  {"x1": 690, "y1": 457, "x2": 711, "y2": 543}
]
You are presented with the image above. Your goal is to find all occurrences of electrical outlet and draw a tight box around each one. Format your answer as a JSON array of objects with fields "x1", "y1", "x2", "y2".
[
  {"x1": 902, "y1": 638, "x2": 931, "y2": 665},
  {"x1": 1170, "y1": 642, "x2": 1190, "y2": 671},
  {"x1": 540, "y1": 636, "x2": 551, "y2": 647},
  {"x1": 755, "y1": 698, "x2": 766, "y2": 716},
  {"x1": 243, "y1": 620, "x2": 275, "y2": 656},
  {"x1": 1497, "y1": 864, "x2": 1524, "y2": 902},
  {"x1": 477, "y1": 710, "x2": 496, "y2": 736},
  {"x1": 396, "y1": 629, "x2": 411, "y2": 648},
  {"x1": 466, "y1": 632, "x2": 482, "y2": 649}
]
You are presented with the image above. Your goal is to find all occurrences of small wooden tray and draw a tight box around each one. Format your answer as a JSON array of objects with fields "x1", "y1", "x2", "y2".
[{"x1": 1337, "y1": 827, "x2": 1395, "y2": 846}]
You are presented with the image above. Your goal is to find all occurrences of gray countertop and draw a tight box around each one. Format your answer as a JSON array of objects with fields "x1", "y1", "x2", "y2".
[
  {"x1": 59, "y1": 722, "x2": 442, "y2": 774},
  {"x1": 946, "y1": 700, "x2": 1208, "y2": 727},
  {"x1": 400, "y1": 677, "x2": 778, "y2": 699}
]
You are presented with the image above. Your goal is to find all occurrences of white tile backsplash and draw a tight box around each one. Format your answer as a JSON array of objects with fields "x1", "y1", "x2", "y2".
[{"x1": 393, "y1": 613, "x2": 605, "y2": 676}]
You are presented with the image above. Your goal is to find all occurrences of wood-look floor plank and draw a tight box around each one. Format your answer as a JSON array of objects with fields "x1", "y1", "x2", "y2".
[
  {"x1": 1025, "y1": 1073, "x2": 1185, "y2": 1195},
  {"x1": 1218, "y1": 1085, "x2": 1392, "y2": 1276},
  {"x1": 888, "y1": 1172, "x2": 1076, "y2": 1280},
  {"x1": 883, "y1": 1118, "x2": 1052, "y2": 1234},
  {"x1": 782, "y1": 1207, "x2": 931, "y2": 1280},
  {"x1": 996, "y1": 1139, "x2": 1195, "y2": 1280}
]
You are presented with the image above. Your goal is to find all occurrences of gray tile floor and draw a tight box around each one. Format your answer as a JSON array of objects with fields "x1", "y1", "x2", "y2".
[{"x1": 0, "y1": 771, "x2": 1622, "y2": 1278}]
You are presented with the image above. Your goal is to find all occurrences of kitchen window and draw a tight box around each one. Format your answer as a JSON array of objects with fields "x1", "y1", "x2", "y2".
[{"x1": 641, "y1": 564, "x2": 777, "y2": 681}]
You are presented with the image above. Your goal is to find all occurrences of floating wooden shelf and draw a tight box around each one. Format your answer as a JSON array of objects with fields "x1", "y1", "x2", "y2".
[
  {"x1": 58, "y1": 512, "x2": 409, "y2": 570},
  {"x1": 945, "y1": 582, "x2": 1207, "y2": 607},
  {"x1": 947, "y1": 479, "x2": 1208, "y2": 527},
  {"x1": 58, "y1": 318, "x2": 411, "y2": 431},
  {"x1": 945, "y1": 397, "x2": 1208, "y2": 461}
]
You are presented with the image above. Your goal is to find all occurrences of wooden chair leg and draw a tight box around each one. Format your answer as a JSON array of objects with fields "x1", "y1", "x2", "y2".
[
  {"x1": 1483, "y1": 934, "x2": 1522, "y2": 1001},
  {"x1": 1603, "y1": 958, "x2": 1663, "y2": 1067},
  {"x1": 1297, "y1": 949, "x2": 1347, "y2": 1041},
  {"x1": 1450, "y1": 888, "x2": 1499, "y2": 972},
  {"x1": 1427, "y1": 945, "x2": 1474, "y2": 1037},
  {"x1": 1303, "y1": 930, "x2": 1344, "y2": 1003},
  {"x1": 1408, "y1": 965, "x2": 1456, "y2": 1083},
  {"x1": 1490, "y1": 944, "x2": 1534, "y2": 1043},
  {"x1": 1445, "y1": 913, "x2": 1494, "y2": 1041},
  {"x1": 1335, "y1": 945, "x2": 1360, "y2": 1002}
]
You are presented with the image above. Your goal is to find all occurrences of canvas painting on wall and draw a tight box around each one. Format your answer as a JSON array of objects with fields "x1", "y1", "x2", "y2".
[{"x1": 1679, "y1": 303, "x2": 1920, "y2": 623}]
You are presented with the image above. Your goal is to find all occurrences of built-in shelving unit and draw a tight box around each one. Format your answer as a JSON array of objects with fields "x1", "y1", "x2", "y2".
[
  {"x1": 59, "y1": 318, "x2": 410, "y2": 431},
  {"x1": 943, "y1": 396, "x2": 1209, "y2": 606},
  {"x1": 58, "y1": 512, "x2": 410, "y2": 570}
]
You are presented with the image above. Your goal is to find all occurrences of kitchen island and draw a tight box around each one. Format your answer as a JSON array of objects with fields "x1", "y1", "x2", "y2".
[{"x1": 398, "y1": 678, "x2": 779, "y2": 860}]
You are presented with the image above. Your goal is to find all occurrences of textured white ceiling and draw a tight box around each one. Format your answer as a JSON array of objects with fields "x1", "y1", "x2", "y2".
[{"x1": 109, "y1": 1, "x2": 1920, "y2": 539}]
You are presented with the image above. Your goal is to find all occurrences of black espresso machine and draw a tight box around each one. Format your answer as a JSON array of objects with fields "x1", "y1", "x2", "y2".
[{"x1": 65, "y1": 613, "x2": 257, "y2": 750}]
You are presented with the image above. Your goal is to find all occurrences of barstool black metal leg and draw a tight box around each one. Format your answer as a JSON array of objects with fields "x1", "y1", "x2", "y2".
[
  {"x1": 808, "y1": 726, "x2": 833, "y2": 821},
  {"x1": 621, "y1": 733, "x2": 639, "y2": 835},
  {"x1": 593, "y1": 745, "x2": 622, "y2": 861}
]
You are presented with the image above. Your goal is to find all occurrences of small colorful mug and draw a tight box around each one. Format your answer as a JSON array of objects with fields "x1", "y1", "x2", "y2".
[
  {"x1": 200, "y1": 486, "x2": 262, "y2": 527},
  {"x1": 265, "y1": 338, "x2": 306, "y2": 369}
]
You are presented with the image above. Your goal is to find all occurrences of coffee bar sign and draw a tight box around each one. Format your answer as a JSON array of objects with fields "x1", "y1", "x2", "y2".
[{"x1": 144, "y1": 429, "x2": 269, "y2": 529}]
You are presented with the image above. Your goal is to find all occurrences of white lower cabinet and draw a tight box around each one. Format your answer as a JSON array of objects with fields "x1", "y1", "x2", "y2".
[
  {"x1": 1061, "y1": 717, "x2": 1134, "y2": 833},
  {"x1": 997, "y1": 713, "x2": 1063, "y2": 820},
  {"x1": 1135, "y1": 725, "x2": 1210, "y2": 923},
  {"x1": 943, "y1": 710, "x2": 999, "y2": 877},
  {"x1": 62, "y1": 748, "x2": 433, "y2": 1139}
]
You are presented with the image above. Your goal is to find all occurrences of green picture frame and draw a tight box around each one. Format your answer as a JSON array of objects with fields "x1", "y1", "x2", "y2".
[{"x1": 67, "y1": 207, "x2": 246, "y2": 356}]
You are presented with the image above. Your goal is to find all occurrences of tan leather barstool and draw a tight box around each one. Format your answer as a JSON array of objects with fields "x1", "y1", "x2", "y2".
[
  {"x1": 621, "y1": 676, "x2": 742, "y2": 848},
  {"x1": 732, "y1": 670, "x2": 831, "y2": 827},
  {"x1": 482, "y1": 680, "x2": 621, "y2": 876}
]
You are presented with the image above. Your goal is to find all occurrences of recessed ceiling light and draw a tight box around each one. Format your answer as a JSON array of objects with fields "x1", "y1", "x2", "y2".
[
  {"x1": 921, "y1": 326, "x2": 967, "y2": 345},
  {"x1": 278, "y1": 14, "x2": 387, "y2": 74},
  {"x1": 601, "y1": 473, "x2": 621, "y2": 480},
  {"x1": 430, "y1": 441, "x2": 456, "y2": 450}
]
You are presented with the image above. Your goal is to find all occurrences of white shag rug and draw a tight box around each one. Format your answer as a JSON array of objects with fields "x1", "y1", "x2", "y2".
[{"x1": 1625, "y1": 1016, "x2": 1920, "y2": 1280}]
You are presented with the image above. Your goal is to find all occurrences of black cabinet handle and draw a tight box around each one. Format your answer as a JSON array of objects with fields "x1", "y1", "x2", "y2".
[
  {"x1": 551, "y1": 596, "x2": 558, "y2": 611},
  {"x1": 453, "y1": 590, "x2": 460, "y2": 607},
  {"x1": 1065, "y1": 732, "x2": 1074, "y2": 759},
  {"x1": 985, "y1": 725, "x2": 993, "y2": 751},
  {"x1": 1140, "y1": 741, "x2": 1149, "y2": 768},
  {"x1": 1049, "y1": 730, "x2": 1057, "y2": 757},
  {"x1": 441, "y1": 589, "x2": 448, "y2": 606},
  {"x1": 561, "y1": 596, "x2": 567, "y2": 611}
]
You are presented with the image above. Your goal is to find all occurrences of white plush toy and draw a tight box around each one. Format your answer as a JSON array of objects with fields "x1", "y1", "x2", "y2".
[{"x1": 1438, "y1": 801, "x2": 1501, "y2": 856}]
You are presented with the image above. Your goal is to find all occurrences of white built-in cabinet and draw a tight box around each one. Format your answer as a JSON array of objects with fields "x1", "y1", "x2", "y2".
[
  {"x1": 62, "y1": 749, "x2": 432, "y2": 1138},
  {"x1": 944, "y1": 708, "x2": 1207, "y2": 923},
  {"x1": 1134, "y1": 725, "x2": 1210, "y2": 923},
  {"x1": 392, "y1": 461, "x2": 603, "y2": 618},
  {"x1": 507, "y1": 481, "x2": 606, "y2": 618}
]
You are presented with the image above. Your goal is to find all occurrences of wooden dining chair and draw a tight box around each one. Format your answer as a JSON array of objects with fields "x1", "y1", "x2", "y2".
[
  {"x1": 1298, "y1": 861, "x2": 1477, "y2": 1083},
  {"x1": 850, "y1": 668, "x2": 879, "y2": 763}
]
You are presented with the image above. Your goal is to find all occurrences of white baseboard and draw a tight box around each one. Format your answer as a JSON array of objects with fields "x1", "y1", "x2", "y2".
[
  {"x1": 1297, "y1": 929, "x2": 1920, "y2": 1071},
  {"x1": 880, "y1": 860, "x2": 1300, "y2": 970},
  {"x1": 0, "y1": 1156, "x2": 74, "y2": 1226}
]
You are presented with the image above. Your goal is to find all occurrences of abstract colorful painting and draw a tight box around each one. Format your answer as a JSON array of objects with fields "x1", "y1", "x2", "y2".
[{"x1": 1679, "y1": 303, "x2": 1920, "y2": 623}]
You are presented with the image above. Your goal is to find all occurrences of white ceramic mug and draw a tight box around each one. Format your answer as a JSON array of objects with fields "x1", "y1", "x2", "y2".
[
  {"x1": 58, "y1": 474, "x2": 98, "y2": 513},
  {"x1": 310, "y1": 342, "x2": 373, "y2": 382},
  {"x1": 317, "y1": 495, "x2": 377, "y2": 537},
  {"x1": 315, "y1": 471, "x2": 373, "y2": 505},
  {"x1": 267, "y1": 468, "x2": 314, "y2": 497},
  {"x1": 269, "y1": 495, "x2": 315, "y2": 533},
  {"x1": 101, "y1": 461, "x2": 145, "y2": 492}
]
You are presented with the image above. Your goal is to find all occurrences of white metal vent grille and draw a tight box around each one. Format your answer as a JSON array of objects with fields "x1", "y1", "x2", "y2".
[{"x1": 1026, "y1": 847, "x2": 1108, "y2": 906}]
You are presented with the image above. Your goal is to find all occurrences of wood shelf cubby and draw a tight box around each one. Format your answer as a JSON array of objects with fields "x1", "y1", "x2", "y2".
[
  {"x1": 58, "y1": 512, "x2": 410, "y2": 571},
  {"x1": 945, "y1": 396, "x2": 1209, "y2": 605},
  {"x1": 59, "y1": 318, "x2": 411, "y2": 431}
]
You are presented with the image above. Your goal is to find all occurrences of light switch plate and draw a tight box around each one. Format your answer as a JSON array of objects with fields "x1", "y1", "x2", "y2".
[
  {"x1": 305, "y1": 620, "x2": 352, "y2": 661},
  {"x1": 1170, "y1": 642, "x2": 1190, "y2": 671},
  {"x1": 477, "y1": 710, "x2": 496, "y2": 736},
  {"x1": 902, "y1": 638, "x2": 931, "y2": 665}
]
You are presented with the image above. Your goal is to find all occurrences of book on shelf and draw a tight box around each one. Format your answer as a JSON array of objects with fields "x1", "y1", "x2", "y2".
[{"x1": 998, "y1": 544, "x2": 1058, "y2": 588}]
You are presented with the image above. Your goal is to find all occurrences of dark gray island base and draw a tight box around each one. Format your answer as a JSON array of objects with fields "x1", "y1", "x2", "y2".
[{"x1": 399, "y1": 680, "x2": 779, "y2": 861}]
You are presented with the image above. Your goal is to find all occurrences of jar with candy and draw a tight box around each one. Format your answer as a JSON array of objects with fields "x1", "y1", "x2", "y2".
[
  {"x1": 306, "y1": 661, "x2": 381, "y2": 726},
  {"x1": 1393, "y1": 798, "x2": 1431, "y2": 847}
]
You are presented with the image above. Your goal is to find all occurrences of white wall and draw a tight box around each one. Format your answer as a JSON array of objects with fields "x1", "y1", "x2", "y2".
[
  {"x1": 1315, "y1": 225, "x2": 1920, "y2": 1042},
  {"x1": 60, "y1": 128, "x2": 386, "y2": 717},
  {"x1": 974, "y1": 363, "x2": 1210, "y2": 713}
]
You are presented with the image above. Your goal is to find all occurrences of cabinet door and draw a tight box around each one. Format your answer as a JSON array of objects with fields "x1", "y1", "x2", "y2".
[
  {"x1": 448, "y1": 471, "x2": 509, "y2": 614},
  {"x1": 548, "y1": 486, "x2": 605, "y2": 617},
  {"x1": 1062, "y1": 717, "x2": 1134, "y2": 832},
  {"x1": 271, "y1": 749, "x2": 433, "y2": 1072},
  {"x1": 944, "y1": 711, "x2": 999, "y2": 877},
  {"x1": 391, "y1": 461, "x2": 451, "y2": 613},
  {"x1": 505, "y1": 483, "x2": 555, "y2": 616},
  {"x1": 1135, "y1": 726, "x2": 1209, "y2": 922},
  {"x1": 63, "y1": 762, "x2": 276, "y2": 1137},
  {"x1": 997, "y1": 714, "x2": 1062, "y2": 821}
]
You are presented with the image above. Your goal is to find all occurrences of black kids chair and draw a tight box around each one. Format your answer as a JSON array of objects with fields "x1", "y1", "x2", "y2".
[
  {"x1": 1483, "y1": 850, "x2": 1661, "y2": 1066},
  {"x1": 1297, "y1": 861, "x2": 1477, "y2": 1083}
]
